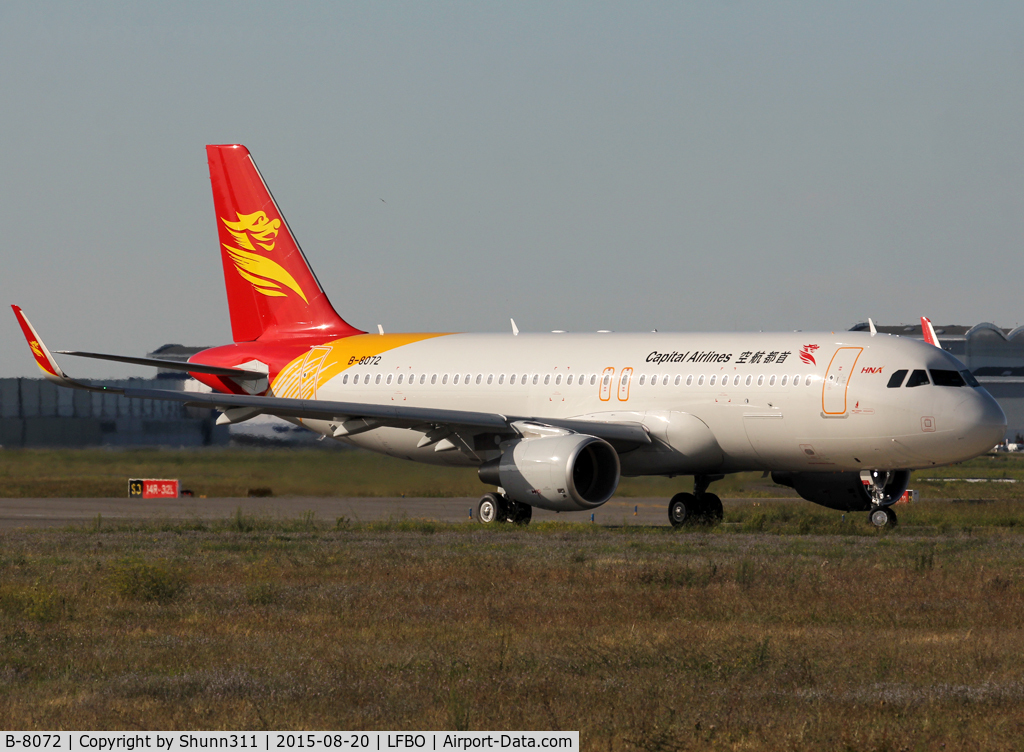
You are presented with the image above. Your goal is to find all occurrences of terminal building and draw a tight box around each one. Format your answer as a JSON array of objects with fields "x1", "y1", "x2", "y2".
[
  {"x1": 2, "y1": 326, "x2": 1023, "y2": 447},
  {"x1": 0, "y1": 375, "x2": 228, "y2": 448},
  {"x1": 0, "y1": 345, "x2": 230, "y2": 448},
  {"x1": 0, "y1": 345, "x2": 317, "y2": 448}
]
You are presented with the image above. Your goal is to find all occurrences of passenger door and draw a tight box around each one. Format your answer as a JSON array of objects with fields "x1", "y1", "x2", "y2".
[{"x1": 822, "y1": 347, "x2": 863, "y2": 416}]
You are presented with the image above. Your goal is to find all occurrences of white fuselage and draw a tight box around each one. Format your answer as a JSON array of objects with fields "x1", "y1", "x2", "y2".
[{"x1": 275, "y1": 330, "x2": 1006, "y2": 476}]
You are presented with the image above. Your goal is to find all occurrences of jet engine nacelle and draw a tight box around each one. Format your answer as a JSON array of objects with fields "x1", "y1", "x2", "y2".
[
  {"x1": 478, "y1": 434, "x2": 621, "y2": 512},
  {"x1": 771, "y1": 470, "x2": 911, "y2": 512}
]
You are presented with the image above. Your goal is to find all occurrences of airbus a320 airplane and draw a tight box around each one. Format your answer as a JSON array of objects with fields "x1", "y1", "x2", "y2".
[{"x1": 13, "y1": 145, "x2": 1007, "y2": 528}]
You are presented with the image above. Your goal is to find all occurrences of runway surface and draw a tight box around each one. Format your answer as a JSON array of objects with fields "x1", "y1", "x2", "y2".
[{"x1": 0, "y1": 496, "x2": 791, "y2": 529}]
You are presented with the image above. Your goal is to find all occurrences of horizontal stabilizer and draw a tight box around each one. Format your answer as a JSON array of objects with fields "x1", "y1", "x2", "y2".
[{"x1": 55, "y1": 350, "x2": 265, "y2": 378}]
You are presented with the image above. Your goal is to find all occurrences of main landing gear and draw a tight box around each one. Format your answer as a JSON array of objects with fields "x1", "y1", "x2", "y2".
[
  {"x1": 668, "y1": 475, "x2": 725, "y2": 528},
  {"x1": 477, "y1": 492, "x2": 532, "y2": 525}
]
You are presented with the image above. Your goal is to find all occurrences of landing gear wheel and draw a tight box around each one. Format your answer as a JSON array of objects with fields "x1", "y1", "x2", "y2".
[
  {"x1": 701, "y1": 493, "x2": 724, "y2": 524},
  {"x1": 669, "y1": 493, "x2": 699, "y2": 528},
  {"x1": 509, "y1": 500, "x2": 532, "y2": 525},
  {"x1": 868, "y1": 506, "x2": 898, "y2": 529},
  {"x1": 477, "y1": 493, "x2": 505, "y2": 524}
]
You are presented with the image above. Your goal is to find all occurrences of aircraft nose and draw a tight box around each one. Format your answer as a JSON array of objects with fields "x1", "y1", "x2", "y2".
[{"x1": 954, "y1": 389, "x2": 1007, "y2": 455}]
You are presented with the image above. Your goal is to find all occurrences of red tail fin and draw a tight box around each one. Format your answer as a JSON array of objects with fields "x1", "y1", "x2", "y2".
[{"x1": 207, "y1": 144, "x2": 363, "y2": 342}]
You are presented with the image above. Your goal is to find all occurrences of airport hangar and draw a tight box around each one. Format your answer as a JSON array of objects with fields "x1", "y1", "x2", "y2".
[{"x1": 1, "y1": 324, "x2": 1022, "y2": 448}]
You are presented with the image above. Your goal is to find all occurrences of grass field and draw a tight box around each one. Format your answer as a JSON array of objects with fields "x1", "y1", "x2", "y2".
[
  {"x1": 2, "y1": 447, "x2": 1023, "y2": 500},
  {"x1": 4, "y1": 512, "x2": 1024, "y2": 748}
]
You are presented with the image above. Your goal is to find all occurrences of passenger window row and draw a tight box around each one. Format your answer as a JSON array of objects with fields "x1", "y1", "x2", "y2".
[
  {"x1": 886, "y1": 369, "x2": 978, "y2": 388},
  {"x1": 639, "y1": 373, "x2": 813, "y2": 388},
  {"x1": 338, "y1": 371, "x2": 818, "y2": 388},
  {"x1": 340, "y1": 372, "x2": 604, "y2": 386}
]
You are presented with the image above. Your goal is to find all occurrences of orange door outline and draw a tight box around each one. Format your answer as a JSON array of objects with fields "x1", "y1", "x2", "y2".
[
  {"x1": 617, "y1": 367, "x2": 633, "y2": 401},
  {"x1": 821, "y1": 347, "x2": 863, "y2": 415},
  {"x1": 599, "y1": 367, "x2": 615, "y2": 401}
]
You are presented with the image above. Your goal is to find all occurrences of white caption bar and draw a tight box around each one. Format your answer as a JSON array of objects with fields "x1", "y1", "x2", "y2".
[{"x1": 3, "y1": 733, "x2": 579, "y2": 752}]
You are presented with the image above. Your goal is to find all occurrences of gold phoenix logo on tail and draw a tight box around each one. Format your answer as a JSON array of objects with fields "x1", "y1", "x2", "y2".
[{"x1": 221, "y1": 211, "x2": 309, "y2": 303}]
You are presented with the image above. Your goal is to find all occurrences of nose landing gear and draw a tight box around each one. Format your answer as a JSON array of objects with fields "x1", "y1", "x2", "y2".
[
  {"x1": 868, "y1": 505, "x2": 898, "y2": 528},
  {"x1": 864, "y1": 470, "x2": 909, "y2": 529},
  {"x1": 668, "y1": 475, "x2": 725, "y2": 528}
]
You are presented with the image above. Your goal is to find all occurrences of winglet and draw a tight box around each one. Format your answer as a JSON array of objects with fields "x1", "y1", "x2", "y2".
[
  {"x1": 10, "y1": 306, "x2": 108, "y2": 392},
  {"x1": 11, "y1": 305, "x2": 72, "y2": 383},
  {"x1": 921, "y1": 316, "x2": 940, "y2": 348}
]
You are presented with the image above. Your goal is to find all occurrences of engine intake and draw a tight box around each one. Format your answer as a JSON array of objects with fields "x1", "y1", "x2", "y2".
[{"x1": 479, "y1": 434, "x2": 620, "y2": 511}]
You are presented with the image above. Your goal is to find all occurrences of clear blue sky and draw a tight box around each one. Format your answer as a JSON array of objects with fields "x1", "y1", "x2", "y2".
[{"x1": 2, "y1": 1, "x2": 1022, "y2": 378}]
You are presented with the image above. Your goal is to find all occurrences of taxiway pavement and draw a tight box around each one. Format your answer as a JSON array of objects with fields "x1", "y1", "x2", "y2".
[{"x1": 0, "y1": 496, "x2": 788, "y2": 529}]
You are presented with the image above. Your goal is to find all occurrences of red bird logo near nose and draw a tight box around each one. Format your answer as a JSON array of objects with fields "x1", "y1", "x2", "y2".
[{"x1": 799, "y1": 344, "x2": 820, "y2": 366}]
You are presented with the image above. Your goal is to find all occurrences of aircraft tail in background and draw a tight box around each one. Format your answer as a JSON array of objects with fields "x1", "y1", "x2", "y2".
[{"x1": 921, "y1": 316, "x2": 941, "y2": 348}]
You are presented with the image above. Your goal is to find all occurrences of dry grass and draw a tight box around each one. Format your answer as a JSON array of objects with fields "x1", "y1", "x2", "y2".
[
  {"x1": 0, "y1": 447, "x2": 783, "y2": 498},
  {"x1": 0, "y1": 447, "x2": 489, "y2": 498},
  {"x1": 723, "y1": 497, "x2": 1024, "y2": 537},
  {"x1": 3, "y1": 513, "x2": 1024, "y2": 748},
  {"x1": 2, "y1": 447, "x2": 1022, "y2": 500}
]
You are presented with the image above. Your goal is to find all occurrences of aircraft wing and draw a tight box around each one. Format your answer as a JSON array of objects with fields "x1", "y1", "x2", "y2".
[
  {"x1": 121, "y1": 387, "x2": 651, "y2": 445},
  {"x1": 12, "y1": 305, "x2": 650, "y2": 448},
  {"x1": 125, "y1": 386, "x2": 509, "y2": 429}
]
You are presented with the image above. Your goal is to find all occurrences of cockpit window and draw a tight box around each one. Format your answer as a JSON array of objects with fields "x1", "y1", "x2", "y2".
[
  {"x1": 930, "y1": 369, "x2": 966, "y2": 387},
  {"x1": 905, "y1": 369, "x2": 930, "y2": 388},
  {"x1": 887, "y1": 370, "x2": 907, "y2": 388},
  {"x1": 961, "y1": 370, "x2": 981, "y2": 388}
]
